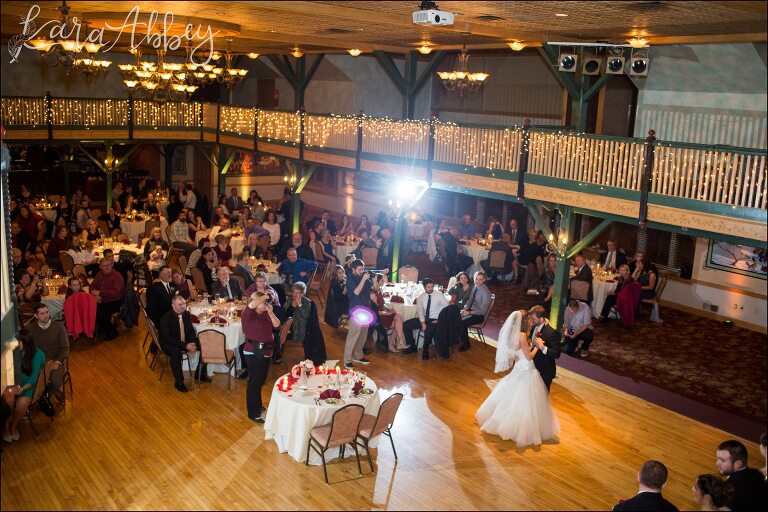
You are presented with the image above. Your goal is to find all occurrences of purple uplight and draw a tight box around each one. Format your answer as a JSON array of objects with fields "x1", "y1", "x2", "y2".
[{"x1": 349, "y1": 305, "x2": 376, "y2": 327}]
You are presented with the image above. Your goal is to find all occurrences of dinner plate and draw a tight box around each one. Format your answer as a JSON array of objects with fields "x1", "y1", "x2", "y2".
[
  {"x1": 324, "y1": 398, "x2": 341, "y2": 404},
  {"x1": 359, "y1": 388, "x2": 373, "y2": 395}
]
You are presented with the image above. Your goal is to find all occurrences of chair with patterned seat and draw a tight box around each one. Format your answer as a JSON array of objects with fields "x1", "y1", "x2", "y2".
[
  {"x1": 196, "y1": 329, "x2": 236, "y2": 392},
  {"x1": 468, "y1": 294, "x2": 495, "y2": 347},
  {"x1": 355, "y1": 392, "x2": 404, "y2": 471},
  {"x1": 305, "y1": 403, "x2": 365, "y2": 484}
]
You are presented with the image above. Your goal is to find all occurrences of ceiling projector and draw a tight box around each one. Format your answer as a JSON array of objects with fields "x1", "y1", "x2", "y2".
[{"x1": 413, "y1": 1, "x2": 454, "y2": 26}]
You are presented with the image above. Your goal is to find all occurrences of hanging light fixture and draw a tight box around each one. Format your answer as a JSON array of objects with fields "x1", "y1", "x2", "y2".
[
  {"x1": 507, "y1": 41, "x2": 527, "y2": 51},
  {"x1": 119, "y1": 48, "x2": 198, "y2": 102},
  {"x1": 436, "y1": 43, "x2": 489, "y2": 97},
  {"x1": 347, "y1": 49, "x2": 362, "y2": 57},
  {"x1": 291, "y1": 49, "x2": 304, "y2": 58},
  {"x1": 418, "y1": 45, "x2": 432, "y2": 55}
]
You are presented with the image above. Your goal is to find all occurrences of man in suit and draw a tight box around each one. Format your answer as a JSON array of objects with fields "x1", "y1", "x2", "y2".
[
  {"x1": 402, "y1": 278, "x2": 449, "y2": 359},
  {"x1": 528, "y1": 305, "x2": 562, "y2": 392},
  {"x1": 599, "y1": 240, "x2": 627, "y2": 271},
  {"x1": 613, "y1": 460, "x2": 679, "y2": 511},
  {"x1": 458, "y1": 271, "x2": 492, "y2": 352},
  {"x1": 376, "y1": 227, "x2": 394, "y2": 271},
  {"x1": 570, "y1": 253, "x2": 594, "y2": 303},
  {"x1": 320, "y1": 210, "x2": 337, "y2": 236},
  {"x1": 506, "y1": 218, "x2": 525, "y2": 246},
  {"x1": 146, "y1": 266, "x2": 175, "y2": 327},
  {"x1": 233, "y1": 251, "x2": 256, "y2": 290},
  {"x1": 210, "y1": 266, "x2": 243, "y2": 300},
  {"x1": 159, "y1": 295, "x2": 210, "y2": 393},
  {"x1": 716, "y1": 440, "x2": 768, "y2": 512},
  {"x1": 225, "y1": 187, "x2": 244, "y2": 217}
]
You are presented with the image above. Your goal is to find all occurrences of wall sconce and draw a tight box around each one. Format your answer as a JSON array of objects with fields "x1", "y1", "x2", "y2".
[
  {"x1": 284, "y1": 174, "x2": 297, "y2": 186},
  {"x1": 547, "y1": 230, "x2": 568, "y2": 257}
]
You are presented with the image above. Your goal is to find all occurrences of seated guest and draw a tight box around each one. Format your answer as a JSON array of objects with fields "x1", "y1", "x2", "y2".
[
  {"x1": 240, "y1": 292, "x2": 281, "y2": 422},
  {"x1": 244, "y1": 271, "x2": 281, "y2": 307},
  {"x1": 318, "y1": 229, "x2": 338, "y2": 264},
  {"x1": 343, "y1": 254, "x2": 356, "y2": 278},
  {"x1": 325, "y1": 265, "x2": 350, "y2": 328},
  {"x1": 195, "y1": 247, "x2": 218, "y2": 293},
  {"x1": 286, "y1": 282, "x2": 327, "y2": 365},
  {"x1": 458, "y1": 213, "x2": 476, "y2": 239},
  {"x1": 64, "y1": 277, "x2": 97, "y2": 340},
  {"x1": 169, "y1": 209, "x2": 195, "y2": 249},
  {"x1": 171, "y1": 270, "x2": 193, "y2": 300},
  {"x1": 11, "y1": 222, "x2": 30, "y2": 260},
  {"x1": 143, "y1": 192, "x2": 160, "y2": 215},
  {"x1": 15, "y1": 270, "x2": 47, "y2": 326},
  {"x1": 89, "y1": 258, "x2": 125, "y2": 340},
  {"x1": 458, "y1": 271, "x2": 491, "y2": 352},
  {"x1": 185, "y1": 210, "x2": 205, "y2": 241},
  {"x1": 244, "y1": 217, "x2": 269, "y2": 241},
  {"x1": 356, "y1": 215, "x2": 372, "y2": 237},
  {"x1": 146, "y1": 267, "x2": 175, "y2": 327},
  {"x1": 225, "y1": 187, "x2": 244, "y2": 216},
  {"x1": 633, "y1": 260, "x2": 659, "y2": 300},
  {"x1": 12, "y1": 248, "x2": 29, "y2": 284},
  {"x1": 599, "y1": 240, "x2": 627, "y2": 271},
  {"x1": 159, "y1": 295, "x2": 209, "y2": 393},
  {"x1": 319, "y1": 210, "x2": 336, "y2": 236},
  {"x1": 233, "y1": 251, "x2": 256, "y2": 289},
  {"x1": 597, "y1": 264, "x2": 633, "y2": 322},
  {"x1": 46, "y1": 226, "x2": 70, "y2": 270},
  {"x1": 185, "y1": 238, "x2": 209, "y2": 279},
  {"x1": 212, "y1": 234, "x2": 232, "y2": 267},
  {"x1": 716, "y1": 440, "x2": 768, "y2": 512},
  {"x1": 81, "y1": 218, "x2": 104, "y2": 243},
  {"x1": 612, "y1": 460, "x2": 678, "y2": 511},
  {"x1": 448, "y1": 271, "x2": 473, "y2": 309},
  {"x1": 403, "y1": 278, "x2": 449, "y2": 359},
  {"x1": 337, "y1": 214, "x2": 353, "y2": 237},
  {"x1": 247, "y1": 189, "x2": 263, "y2": 208},
  {"x1": 484, "y1": 216, "x2": 503, "y2": 239},
  {"x1": 17, "y1": 205, "x2": 46, "y2": 253},
  {"x1": 2, "y1": 330, "x2": 45, "y2": 443},
  {"x1": 243, "y1": 233, "x2": 265, "y2": 259},
  {"x1": 442, "y1": 228, "x2": 474, "y2": 276},
  {"x1": 208, "y1": 215, "x2": 233, "y2": 241},
  {"x1": 277, "y1": 232, "x2": 315, "y2": 262},
  {"x1": 561, "y1": 300, "x2": 594, "y2": 357},
  {"x1": 262, "y1": 211, "x2": 281, "y2": 252},
  {"x1": 238, "y1": 206, "x2": 252, "y2": 228},
  {"x1": 67, "y1": 238, "x2": 99, "y2": 277},
  {"x1": 56, "y1": 196, "x2": 72, "y2": 226},
  {"x1": 506, "y1": 218, "x2": 525, "y2": 246},
  {"x1": 98, "y1": 207, "x2": 121, "y2": 234},
  {"x1": 26, "y1": 304, "x2": 69, "y2": 404},
  {"x1": 480, "y1": 233, "x2": 514, "y2": 281},
  {"x1": 369, "y1": 273, "x2": 407, "y2": 353},
  {"x1": 692, "y1": 474, "x2": 734, "y2": 512},
  {"x1": 541, "y1": 254, "x2": 559, "y2": 309},
  {"x1": 570, "y1": 253, "x2": 594, "y2": 303},
  {"x1": 628, "y1": 251, "x2": 646, "y2": 274},
  {"x1": 143, "y1": 227, "x2": 169, "y2": 272},
  {"x1": 520, "y1": 231, "x2": 548, "y2": 291},
  {"x1": 75, "y1": 199, "x2": 92, "y2": 231},
  {"x1": 352, "y1": 229, "x2": 377, "y2": 258},
  {"x1": 211, "y1": 266, "x2": 243, "y2": 300},
  {"x1": 278, "y1": 248, "x2": 318, "y2": 285}
]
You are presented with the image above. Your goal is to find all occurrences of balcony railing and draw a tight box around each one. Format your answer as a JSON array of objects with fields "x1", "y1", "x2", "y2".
[{"x1": 1, "y1": 96, "x2": 766, "y2": 211}]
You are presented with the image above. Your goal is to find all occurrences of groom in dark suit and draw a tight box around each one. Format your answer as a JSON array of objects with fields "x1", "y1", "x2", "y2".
[{"x1": 528, "y1": 305, "x2": 562, "y2": 392}]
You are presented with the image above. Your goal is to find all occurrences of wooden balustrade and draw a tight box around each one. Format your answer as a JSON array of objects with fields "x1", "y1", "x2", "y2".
[
  {"x1": 1, "y1": 97, "x2": 45, "y2": 126},
  {"x1": 362, "y1": 118, "x2": 429, "y2": 159},
  {"x1": 653, "y1": 144, "x2": 767, "y2": 209},
  {"x1": 304, "y1": 114, "x2": 358, "y2": 151},
  {"x1": 257, "y1": 110, "x2": 300, "y2": 144},
  {"x1": 528, "y1": 131, "x2": 647, "y2": 191},
  {"x1": 434, "y1": 123, "x2": 522, "y2": 170},
  {"x1": 1, "y1": 95, "x2": 766, "y2": 212},
  {"x1": 49, "y1": 98, "x2": 128, "y2": 126}
]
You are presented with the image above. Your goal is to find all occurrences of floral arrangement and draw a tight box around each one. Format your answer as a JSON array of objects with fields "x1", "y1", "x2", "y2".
[{"x1": 291, "y1": 359, "x2": 315, "y2": 378}]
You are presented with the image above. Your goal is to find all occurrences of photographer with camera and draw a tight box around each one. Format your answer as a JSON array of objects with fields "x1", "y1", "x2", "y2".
[
  {"x1": 344, "y1": 260, "x2": 374, "y2": 369},
  {"x1": 562, "y1": 299, "x2": 593, "y2": 357},
  {"x1": 241, "y1": 291, "x2": 281, "y2": 423}
]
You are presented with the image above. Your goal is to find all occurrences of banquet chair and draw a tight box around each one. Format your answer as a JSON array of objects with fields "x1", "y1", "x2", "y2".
[
  {"x1": 44, "y1": 356, "x2": 73, "y2": 408},
  {"x1": 355, "y1": 392, "x2": 404, "y2": 471},
  {"x1": 138, "y1": 290, "x2": 152, "y2": 356},
  {"x1": 190, "y1": 267, "x2": 208, "y2": 294},
  {"x1": 569, "y1": 280, "x2": 590, "y2": 303},
  {"x1": 229, "y1": 274, "x2": 246, "y2": 293},
  {"x1": 308, "y1": 263, "x2": 331, "y2": 307},
  {"x1": 24, "y1": 360, "x2": 56, "y2": 439},
  {"x1": 468, "y1": 294, "x2": 495, "y2": 347},
  {"x1": 485, "y1": 250, "x2": 508, "y2": 279},
  {"x1": 178, "y1": 255, "x2": 188, "y2": 276},
  {"x1": 361, "y1": 247, "x2": 378, "y2": 269},
  {"x1": 277, "y1": 318, "x2": 293, "y2": 372},
  {"x1": 98, "y1": 220, "x2": 110, "y2": 237},
  {"x1": 143, "y1": 219, "x2": 160, "y2": 239},
  {"x1": 59, "y1": 251, "x2": 75, "y2": 275},
  {"x1": 197, "y1": 329, "x2": 236, "y2": 392},
  {"x1": 256, "y1": 235, "x2": 270, "y2": 258},
  {"x1": 398, "y1": 266, "x2": 419, "y2": 284},
  {"x1": 147, "y1": 317, "x2": 193, "y2": 383},
  {"x1": 164, "y1": 224, "x2": 172, "y2": 242},
  {"x1": 166, "y1": 247, "x2": 185, "y2": 274},
  {"x1": 90, "y1": 209, "x2": 101, "y2": 220},
  {"x1": 71, "y1": 264, "x2": 87, "y2": 282},
  {"x1": 311, "y1": 240, "x2": 326, "y2": 264},
  {"x1": 305, "y1": 404, "x2": 365, "y2": 484},
  {"x1": 641, "y1": 273, "x2": 667, "y2": 323}
]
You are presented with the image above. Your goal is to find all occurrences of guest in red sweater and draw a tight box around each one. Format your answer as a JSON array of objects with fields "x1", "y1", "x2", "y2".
[
  {"x1": 89, "y1": 258, "x2": 125, "y2": 340},
  {"x1": 46, "y1": 226, "x2": 70, "y2": 270},
  {"x1": 240, "y1": 292, "x2": 280, "y2": 423}
]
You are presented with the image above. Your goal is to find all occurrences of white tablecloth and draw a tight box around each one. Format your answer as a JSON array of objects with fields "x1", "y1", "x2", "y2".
[
  {"x1": 189, "y1": 302, "x2": 246, "y2": 375},
  {"x1": 42, "y1": 277, "x2": 71, "y2": 320},
  {"x1": 461, "y1": 241, "x2": 489, "y2": 275},
  {"x1": 264, "y1": 372, "x2": 381, "y2": 465},
  {"x1": 381, "y1": 283, "x2": 426, "y2": 322},
  {"x1": 246, "y1": 259, "x2": 282, "y2": 286},
  {"x1": 427, "y1": 230, "x2": 437, "y2": 261},
  {"x1": 121, "y1": 216, "x2": 168, "y2": 243},
  {"x1": 590, "y1": 277, "x2": 619, "y2": 319},
  {"x1": 333, "y1": 243, "x2": 357, "y2": 263}
]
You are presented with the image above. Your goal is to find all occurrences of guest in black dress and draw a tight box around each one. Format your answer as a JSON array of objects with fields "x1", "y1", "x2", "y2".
[{"x1": 285, "y1": 282, "x2": 327, "y2": 366}]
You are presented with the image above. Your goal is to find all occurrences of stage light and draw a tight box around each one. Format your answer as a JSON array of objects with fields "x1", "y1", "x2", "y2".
[
  {"x1": 630, "y1": 55, "x2": 649, "y2": 76},
  {"x1": 606, "y1": 56, "x2": 625, "y2": 74},
  {"x1": 582, "y1": 57, "x2": 601, "y2": 75}
]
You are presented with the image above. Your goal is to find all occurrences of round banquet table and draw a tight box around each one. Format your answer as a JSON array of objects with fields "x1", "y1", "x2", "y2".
[
  {"x1": 246, "y1": 259, "x2": 283, "y2": 286},
  {"x1": 120, "y1": 216, "x2": 168, "y2": 243},
  {"x1": 264, "y1": 372, "x2": 381, "y2": 465},
  {"x1": 41, "y1": 277, "x2": 72, "y2": 321},
  {"x1": 195, "y1": 230, "x2": 246, "y2": 256},
  {"x1": 333, "y1": 242, "x2": 357, "y2": 264},
  {"x1": 589, "y1": 276, "x2": 619, "y2": 319},
  {"x1": 189, "y1": 302, "x2": 246, "y2": 375},
  {"x1": 460, "y1": 240, "x2": 489, "y2": 275}
]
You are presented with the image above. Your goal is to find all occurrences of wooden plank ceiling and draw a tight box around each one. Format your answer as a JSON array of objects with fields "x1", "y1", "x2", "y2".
[{"x1": 0, "y1": 0, "x2": 765, "y2": 55}]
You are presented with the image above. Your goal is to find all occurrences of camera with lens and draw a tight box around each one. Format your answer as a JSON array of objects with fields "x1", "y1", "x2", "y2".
[{"x1": 265, "y1": 297, "x2": 274, "y2": 306}]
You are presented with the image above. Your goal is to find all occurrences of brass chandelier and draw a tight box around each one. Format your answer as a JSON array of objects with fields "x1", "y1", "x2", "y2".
[{"x1": 437, "y1": 44, "x2": 489, "y2": 97}]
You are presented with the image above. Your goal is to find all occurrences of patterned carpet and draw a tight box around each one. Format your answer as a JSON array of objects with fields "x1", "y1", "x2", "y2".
[{"x1": 403, "y1": 253, "x2": 768, "y2": 428}]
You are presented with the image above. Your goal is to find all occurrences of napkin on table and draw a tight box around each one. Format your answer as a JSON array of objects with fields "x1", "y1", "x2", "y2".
[{"x1": 319, "y1": 389, "x2": 341, "y2": 400}]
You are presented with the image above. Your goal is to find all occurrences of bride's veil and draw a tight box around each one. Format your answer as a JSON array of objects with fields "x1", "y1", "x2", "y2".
[{"x1": 494, "y1": 310, "x2": 522, "y2": 373}]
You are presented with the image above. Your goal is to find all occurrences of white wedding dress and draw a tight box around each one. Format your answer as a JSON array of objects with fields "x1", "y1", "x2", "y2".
[{"x1": 475, "y1": 311, "x2": 560, "y2": 447}]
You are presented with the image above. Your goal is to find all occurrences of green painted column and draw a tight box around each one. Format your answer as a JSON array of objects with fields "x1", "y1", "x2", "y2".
[
  {"x1": 105, "y1": 171, "x2": 113, "y2": 211},
  {"x1": 218, "y1": 146, "x2": 228, "y2": 196},
  {"x1": 549, "y1": 206, "x2": 575, "y2": 329},
  {"x1": 105, "y1": 144, "x2": 114, "y2": 210},
  {"x1": 390, "y1": 213, "x2": 405, "y2": 281}
]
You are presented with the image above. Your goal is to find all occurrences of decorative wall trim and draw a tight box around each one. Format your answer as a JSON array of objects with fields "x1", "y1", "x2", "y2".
[
  {"x1": 648, "y1": 204, "x2": 768, "y2": 243},
  {"x1": 526, "y1": 183, "x2": 640, "y2": 218}
]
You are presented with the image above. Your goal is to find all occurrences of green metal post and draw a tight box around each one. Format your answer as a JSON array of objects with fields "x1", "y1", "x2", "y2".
[
  {"x1": 218, "y1": 146, "x2": 228, "y2": 196},
  {"x1": 390, "y1": 214, "x2": 405, "y2": 280},
  {"x1": 105, "y1": 143, "x2": 114, "y2": 210},
  {"x1": 549, "y1": 206, "x2": 575, "y2": 329},
  {"x1": 290, "y1": 163, "x2": 315, "y2": 235}
]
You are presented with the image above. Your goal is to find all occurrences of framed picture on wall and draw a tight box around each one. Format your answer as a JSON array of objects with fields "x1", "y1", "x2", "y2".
[
  {"x1": 171, "y1": 146, "x2": 186, "y2": 175},
  {"x1": 706, "y1": 241, "x2": 767, "y2": 280}
]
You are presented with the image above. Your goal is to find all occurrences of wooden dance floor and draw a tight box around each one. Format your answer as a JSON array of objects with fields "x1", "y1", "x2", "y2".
[{"x1": 0, "y1": 321, "x2": 758, "y2": 510}]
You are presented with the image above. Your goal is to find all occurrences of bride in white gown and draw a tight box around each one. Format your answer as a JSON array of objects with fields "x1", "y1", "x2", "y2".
[{"x1": 475, "y1": 309, "x2": 560, "y2": 447}]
